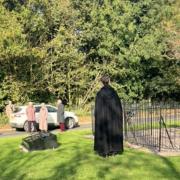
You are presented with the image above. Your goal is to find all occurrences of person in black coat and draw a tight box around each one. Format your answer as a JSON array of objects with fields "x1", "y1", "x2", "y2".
[{"x1": 94, "y1": 75, "x2": 123, "y2": 157}]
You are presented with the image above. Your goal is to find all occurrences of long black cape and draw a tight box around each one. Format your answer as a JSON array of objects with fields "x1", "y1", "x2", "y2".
[{"x1": 94, "y1": 85, "x2": 123, "y2": 156}]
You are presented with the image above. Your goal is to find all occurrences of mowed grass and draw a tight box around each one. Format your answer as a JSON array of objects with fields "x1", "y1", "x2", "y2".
[
  {"x1": 127, "y1": 119, "x2": 180, "y2": 131},
  {"x1": 0, "y1": 130, "x2": 180, "y2": 180}
]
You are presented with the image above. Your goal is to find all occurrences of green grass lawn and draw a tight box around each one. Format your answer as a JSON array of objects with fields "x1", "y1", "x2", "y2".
[
  {"x1": 127, "y1": 120, "x2": 180, "y2": 131},
  {"x1": 0, "y1": 130, "x2": 180, "y2": 180}
]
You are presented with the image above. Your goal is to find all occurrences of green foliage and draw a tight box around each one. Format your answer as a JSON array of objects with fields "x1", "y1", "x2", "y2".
[
  {"x1": 0, "y1": 0, "x2": 179, "y2": 111},
  {"x1": 0, "y1": 113, "x2": 9, "y2": 126},
  {"x1": 70, "y1": 107, "x2": 91, "y2": 116},
  {"x1": 0, "y1": 2, "x2": 26, "y2": 59},
  {"x1": 74, "y1": 0, "x2": 178, "y2": 100}
]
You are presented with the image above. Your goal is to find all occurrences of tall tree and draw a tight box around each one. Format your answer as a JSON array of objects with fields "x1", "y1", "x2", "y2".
[{"x1": 72, "y1": 0, "x2": 178, "y2": 101}]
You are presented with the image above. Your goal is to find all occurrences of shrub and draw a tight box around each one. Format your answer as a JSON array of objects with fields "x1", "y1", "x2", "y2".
[{"x1": 0, "y1": 113, "x2": 9, "y2": 127}]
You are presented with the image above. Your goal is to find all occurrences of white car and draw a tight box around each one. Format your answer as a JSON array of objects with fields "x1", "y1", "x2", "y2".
[{"x1": 10, "y1": 105, "x2": 79, "y2": 131}]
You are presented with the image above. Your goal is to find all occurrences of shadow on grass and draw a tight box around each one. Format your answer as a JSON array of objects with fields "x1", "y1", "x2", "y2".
[
  {"x1": 0, "y1": 132, "x2": 179, "y2": 180},
  {"x1": 48, "y1": 137, "x2": 180, "y2": 179},
  {"x1": 160, "y1": 156, "x2": 180, "y2": 178}
]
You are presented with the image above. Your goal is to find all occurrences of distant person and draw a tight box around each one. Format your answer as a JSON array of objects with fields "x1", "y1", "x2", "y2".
[
  {"x1": 39, "y1": 103, "x2": 48, "y2": 132},
  {"x1": 5, "y1": 100, "x2": 14, "y2": 120},
  {"x1": 94, "y1": 75, "x2": 123, "y2": 157},
  {"x1": 57, "y1": 99, "x2": 65, "y2": 132},
  {"x1": 26, "y1": 102, "x2": 36, "y2": 132}
]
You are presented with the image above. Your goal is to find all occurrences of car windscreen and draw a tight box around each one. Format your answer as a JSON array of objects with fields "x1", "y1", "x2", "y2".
[
  {"x1": 35, "y1": 106, "x2": 41, "y2": 113},
  {"x1": 13, "y1": 107, "x2": 22, "y2": 113},
  {"x1": 47, "y1": 106, "x2": 57, "y2": 112}
]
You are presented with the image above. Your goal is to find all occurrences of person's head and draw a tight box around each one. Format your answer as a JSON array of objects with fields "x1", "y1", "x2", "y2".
[
  {"x1": 8, "y1": 100, "x2": 12, "y2": 105},
  {"x1": 57, "y1": 99, "x2": 62, "y2": 105},
  {"x1": 100, "y1": 75, "x2": 110, "y2": 86},
  {"x1": 28, "y1": 102, "x2": 33, "y2": 107},
  {"x1": 41, "y1": 103, "x2": 45, "y2": 108}
]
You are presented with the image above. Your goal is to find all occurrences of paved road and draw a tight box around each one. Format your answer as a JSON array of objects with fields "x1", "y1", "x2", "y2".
[{"x1": 0, "y1": 123, "x2": 92, "y2": 138}]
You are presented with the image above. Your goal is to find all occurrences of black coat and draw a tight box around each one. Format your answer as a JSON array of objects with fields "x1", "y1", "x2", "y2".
[{"x1": 94, "y1": 85, "x2": 123, "y2": 156}]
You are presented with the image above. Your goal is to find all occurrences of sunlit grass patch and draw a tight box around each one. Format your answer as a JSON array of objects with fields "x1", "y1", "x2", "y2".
[{"x1": 0, "y1": 130, "x2": 179, "y2": 180}]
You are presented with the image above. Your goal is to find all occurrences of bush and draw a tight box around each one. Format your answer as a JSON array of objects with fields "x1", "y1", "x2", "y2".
[
  {"x1": 67, "y1": 103, "x2": 93, "y2": 117},
  {"x1": 0, "y1": 113, "x2": 9, "y2": 127},
  {"x1": 72, "y1": 108, "x2": 91, "y2": 117}
]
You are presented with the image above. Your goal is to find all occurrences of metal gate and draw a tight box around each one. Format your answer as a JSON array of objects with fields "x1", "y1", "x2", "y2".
[{"x1": 123, "y1": 101, "x2": 180, "y2": 151}]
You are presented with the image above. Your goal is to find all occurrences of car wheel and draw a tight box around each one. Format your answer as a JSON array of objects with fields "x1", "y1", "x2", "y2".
[
  {"x1": 23, "y1": 121, "x2": 35, "y2": 132},
  {"x1": 65, "y1": 117, "x2": 75, "y2": 129}
]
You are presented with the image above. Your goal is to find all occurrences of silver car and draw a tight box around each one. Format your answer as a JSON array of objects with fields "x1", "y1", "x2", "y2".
[{"x1": 10, "y1": 105, "x2": 79, "y2": 131}]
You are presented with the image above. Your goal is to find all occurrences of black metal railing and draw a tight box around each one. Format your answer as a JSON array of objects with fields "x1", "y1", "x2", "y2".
[{"x1": 123, "y1": 101, "x2": 180, "y2": 151}]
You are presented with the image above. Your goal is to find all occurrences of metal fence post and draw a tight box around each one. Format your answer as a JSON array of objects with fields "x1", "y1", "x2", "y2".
[
  {"x1": 159, "y1": 105, "x2": 162, "y2": 152},
  {"x1": 123, "y1": 102, "x2": 127, "y2": 140},
  {"x1": 91, "y1": 104, "x2": 95, "y2": 135},
  {"x1": 150, "y1": 102, "x2": 153, "y2": 136}
]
